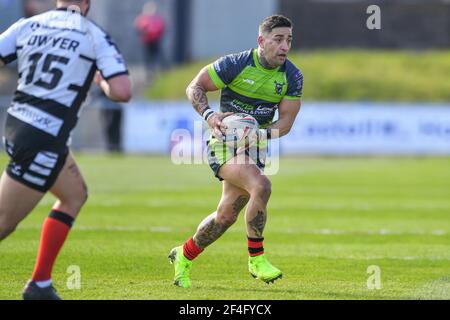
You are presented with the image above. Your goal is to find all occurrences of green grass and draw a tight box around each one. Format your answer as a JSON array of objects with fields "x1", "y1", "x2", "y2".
[
  {"x1": 0, "y1": 155, "x2": 449, "y2": 300},
  {"x1": 145, "y1": 50, "x2": 450, "y2": 103}
]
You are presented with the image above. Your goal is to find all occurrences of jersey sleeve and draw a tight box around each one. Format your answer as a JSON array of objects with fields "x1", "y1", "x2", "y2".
[
  {"x1": 284, "y1": 63, "x2": 304, "y2": 100},
  {"x1": 0, "y1": 19, "x2": 23, "y2": 65},
  {"x1": 207, "y1": 51, "x2": 249, "y2": 89},
  {"x1": 93, "y1": 27, "x2": 129, "y2": 80}
]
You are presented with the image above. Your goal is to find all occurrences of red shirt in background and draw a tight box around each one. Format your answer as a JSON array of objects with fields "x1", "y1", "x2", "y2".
[{"x1": 135, "y1": 14, "x2": 165, "y2": 44}]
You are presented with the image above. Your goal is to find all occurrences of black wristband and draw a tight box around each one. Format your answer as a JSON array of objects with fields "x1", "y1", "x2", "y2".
[{"x1": 202, "y1": 107, "x2": 215, "y2": 122}]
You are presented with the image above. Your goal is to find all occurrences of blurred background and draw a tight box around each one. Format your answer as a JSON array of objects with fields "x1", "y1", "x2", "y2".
[{"x1": 0, "y1": 0, "x2": 449, "y2": 155}]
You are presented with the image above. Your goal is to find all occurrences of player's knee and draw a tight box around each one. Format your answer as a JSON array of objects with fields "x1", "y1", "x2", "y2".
[
  {"x1": 250, "y1": 179, "x2": 272, "y2": 201},
  {"x1": 218, "y1": 197, "x2": 249, "y2": 217}
]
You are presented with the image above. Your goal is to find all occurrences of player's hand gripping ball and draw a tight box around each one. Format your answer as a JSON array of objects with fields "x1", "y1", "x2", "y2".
[{"x1": 221, "y1": 113, "x2": 259, "y2": 149}]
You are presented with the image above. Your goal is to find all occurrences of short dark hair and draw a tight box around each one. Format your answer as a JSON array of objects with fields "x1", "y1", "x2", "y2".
[{"x1": 259, "y1": 15, "x2": 293, "y2": 35}]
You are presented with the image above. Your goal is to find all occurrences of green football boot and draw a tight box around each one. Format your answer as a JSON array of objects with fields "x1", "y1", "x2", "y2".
[
  {"x1": 168, "y1": 246, "x2": 192, "y2": 288},
  {"x1": 248, "y1": 254, "x2": 283, "y2": 284}
]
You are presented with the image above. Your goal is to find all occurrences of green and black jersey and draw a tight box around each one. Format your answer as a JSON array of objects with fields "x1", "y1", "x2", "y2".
[{"x1": 208, "y1": 49, "x2": 303, "y2": 128}]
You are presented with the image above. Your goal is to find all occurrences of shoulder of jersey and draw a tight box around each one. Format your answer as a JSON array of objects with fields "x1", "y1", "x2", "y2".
[
  {"x1": 238, "y1": 49, "x2": 254, "y2": 60},
  {"x1": 227, "y1": 49, "x2": 253, "y2": 65},
  {"x1": 85, "y1": 18, "x2": 110, "y2": 37},
  {"x1": 284, "y1": 58, "x2": 302, "y2": 78}
]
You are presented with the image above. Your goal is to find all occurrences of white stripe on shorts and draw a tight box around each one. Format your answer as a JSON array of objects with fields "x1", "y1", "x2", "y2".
[
  {"x1": 23, "y1": 173, "x2": 46, "y2": 187},
  {"x1": 34, "y1": 152, "x2": 58, "y2": 169},
  {"x1": 29, "y1": 163, "x2": 52, "y2": 177}
]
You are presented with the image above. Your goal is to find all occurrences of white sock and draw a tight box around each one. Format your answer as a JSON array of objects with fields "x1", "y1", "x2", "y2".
[{"x1": 35, "y1": 280, "x2": 52, "y2": 288}]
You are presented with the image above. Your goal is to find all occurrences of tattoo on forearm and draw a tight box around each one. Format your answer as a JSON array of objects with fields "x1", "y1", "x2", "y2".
[
  {"x1": 194, "y1": 213, "x2": 229, "y2": 249},
  {"x1": 187, "y1": 82, "x2": 209, "y2": 115},
  {"x1": 232, "y1": 195, "x2": 249, "y2": 215},
  {"x1": 249, "y1": 211, "x2": 267, "y2": 238}
]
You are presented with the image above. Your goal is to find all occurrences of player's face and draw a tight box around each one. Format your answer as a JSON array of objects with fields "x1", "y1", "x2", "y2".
[{"x1": 260, "y1": 27, "x2": 293, "y2": 67}]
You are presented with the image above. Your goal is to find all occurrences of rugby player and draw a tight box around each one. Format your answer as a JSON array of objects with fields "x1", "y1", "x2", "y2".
[
  {"x1": 0, "y1": 0, "x2": 131, "y2": 299},
  {"x1": 169, "y1": 15, "x2": 303, "y2": 288}
]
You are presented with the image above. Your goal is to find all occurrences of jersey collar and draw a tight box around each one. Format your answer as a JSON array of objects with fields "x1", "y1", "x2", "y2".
[{"x1": 54, "y1": 7, "x2": 82, "y2": 14}]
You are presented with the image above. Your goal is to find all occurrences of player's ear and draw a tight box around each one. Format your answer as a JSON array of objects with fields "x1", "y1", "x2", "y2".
[
  {"x1": 84, "y1": 0, "x2": 91, "y2": 16},
  {"x1": 257, "y1": 35, "x2": 265, "y2": 49}
]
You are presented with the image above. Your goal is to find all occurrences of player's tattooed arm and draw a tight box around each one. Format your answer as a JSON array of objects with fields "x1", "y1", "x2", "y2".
[
  {"x1": 187, "y1": 66, "x2": 233, "y2": 139},
  {"x1": 186, "y1": 66, "x2": 219, "y2": 115},
  {"x1": 186, "y1": 82, "x2": 210, "y2": 115}
]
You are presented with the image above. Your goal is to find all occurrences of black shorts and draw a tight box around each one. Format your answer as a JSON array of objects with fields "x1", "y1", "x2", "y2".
[{"x1": 4, "y1": 139, "x2": 68, "y2": 193}]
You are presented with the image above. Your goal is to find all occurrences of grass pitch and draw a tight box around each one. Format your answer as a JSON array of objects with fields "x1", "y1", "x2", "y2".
[{"x1": 0, "y1": 155, "x2": 449, "y2": 300}]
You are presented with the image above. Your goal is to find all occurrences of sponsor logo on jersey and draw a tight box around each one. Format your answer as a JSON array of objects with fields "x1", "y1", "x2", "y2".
[
  {"x1": 229, "y1": 100, "x2": 275, "y2": 117},
  {"x1": 30, "y1": 22, "x2": 41, "y2": 32},
  {"x1": 294, "y1": 71, "x2": 303, "y2": 91},
  {"x1": 11, "y1": 165, "x2": 22, "y2": 176},
  {"x1": 8, "y1": 103, "x2": 64, "y2": 137},
  {"x1": 274, "y1": 81, "x2": 286, "y2": 95},
  {"x1": 115, "y1": 54, "x2": 125, "y2": 64},
  {"x1": 214, "y1": 61, "x2": 222, "y2": 73}
]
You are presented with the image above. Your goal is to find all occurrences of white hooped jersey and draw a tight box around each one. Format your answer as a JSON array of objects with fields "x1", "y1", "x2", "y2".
[{"x1": 0, "y1": 8, "x2": 129, "y2": 149}]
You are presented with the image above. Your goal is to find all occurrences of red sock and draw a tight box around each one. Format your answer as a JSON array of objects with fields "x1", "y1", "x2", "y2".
[
  {"x1": 248, "y1": 237, "x2": 264, "y2": 257},
  {"x1": 31, "y1": 211, "x2": 74, "y2": 282},
  {"x1": 183, "y1": 237, "x2": 204, "y2": 261}
]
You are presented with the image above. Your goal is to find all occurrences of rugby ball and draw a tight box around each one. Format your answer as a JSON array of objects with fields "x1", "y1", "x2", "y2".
[{"x1": 222, "y1": 113, "x2": 259, "y2": 148}]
